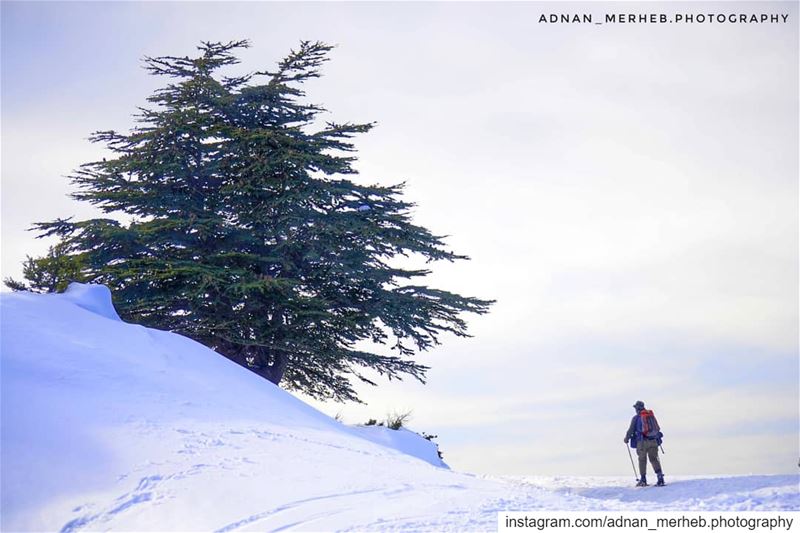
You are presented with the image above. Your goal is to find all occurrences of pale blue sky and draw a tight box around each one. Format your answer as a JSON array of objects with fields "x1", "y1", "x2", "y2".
[{"x1": 2, "y1": 1, "x2": 798, "y2": 476}]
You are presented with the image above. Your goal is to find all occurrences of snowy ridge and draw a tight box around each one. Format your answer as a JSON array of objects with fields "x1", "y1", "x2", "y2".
[
  {"x1": 60, "y1": 283, "x2": 121, "y2": 321},
  {"x1": 499, "y1": 476, "x2": 799, "y2": 511},
  {"x1": 351, "y1": 425, "x2": 448, "y2": 469},
  {"x1": 1, "y1": 285, "x2": 797, "y2": 532}
]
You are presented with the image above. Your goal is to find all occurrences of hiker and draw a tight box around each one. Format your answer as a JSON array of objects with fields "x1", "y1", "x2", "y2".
[{"x1": 624, "y1": 400, "x2": 665, "y2": 487}]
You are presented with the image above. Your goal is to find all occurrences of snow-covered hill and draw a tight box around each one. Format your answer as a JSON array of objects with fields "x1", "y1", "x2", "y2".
[{"x1": 1, "y1": 285, "x2": 797, "y2": 531}]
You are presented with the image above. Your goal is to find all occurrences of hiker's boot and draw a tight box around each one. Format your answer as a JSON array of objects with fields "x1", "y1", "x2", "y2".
[
  {"x1": 636, "y1": 475, "x2": 648, "y2": 487},
  {"x1": 656, "y1": 472, "x2": 665, "y2": 487}
]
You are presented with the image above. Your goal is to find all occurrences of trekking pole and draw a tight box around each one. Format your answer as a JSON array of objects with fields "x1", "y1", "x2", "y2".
[
  {"x1": 625, "y1": 443, "x2": 638, "y2": 481},
  {"x1": 660, "y1": 445, "x2": 665, "y2": 454}
]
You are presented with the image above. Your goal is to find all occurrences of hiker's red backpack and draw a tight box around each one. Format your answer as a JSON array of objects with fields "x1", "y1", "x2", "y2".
[{"x1": 636, "y1": 409, "x2": 661, "y2": 440}]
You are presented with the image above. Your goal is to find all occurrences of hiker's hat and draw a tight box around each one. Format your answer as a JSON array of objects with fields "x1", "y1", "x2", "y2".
[{"x1": 633, "y1": 400, "x2": 645, "y2": 409}]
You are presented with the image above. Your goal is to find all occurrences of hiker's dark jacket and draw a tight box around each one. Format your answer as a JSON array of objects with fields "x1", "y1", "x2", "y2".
[{"x1": 625, "y1": 415, "x2": 639, "y2": 444}]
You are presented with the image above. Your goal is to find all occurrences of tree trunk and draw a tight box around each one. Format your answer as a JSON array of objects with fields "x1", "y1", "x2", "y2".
[
  {"x1": 220, "y1": 343, "x2": 289, "y2": 386},
  {"x1": 261, "y1": 350, "x2": 289, "y2": 385}
]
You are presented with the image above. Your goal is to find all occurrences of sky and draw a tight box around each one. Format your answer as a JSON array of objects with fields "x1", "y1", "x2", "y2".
[{"x1": 1, "y1": 1, "x2": 797, "y2": 476}]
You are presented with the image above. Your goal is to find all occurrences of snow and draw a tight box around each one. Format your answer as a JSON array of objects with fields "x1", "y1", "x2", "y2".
[
  {"x1": 61, "y1": 282, "x2": 121, "y2": 321},
  {"x1": 351, "y1": 425, "x2": 448, "y2": 468},
  {"x1": 1, "y1": 285, "x2": 797, "y2": 531},
  {"x1": 499, "y1": 476, "x2": 800, "y2": 512}
]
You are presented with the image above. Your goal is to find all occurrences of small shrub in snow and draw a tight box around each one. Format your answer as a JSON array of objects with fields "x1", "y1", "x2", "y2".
[{"x1": 386, "y1": 411, "x2": 412, "y2": 430}]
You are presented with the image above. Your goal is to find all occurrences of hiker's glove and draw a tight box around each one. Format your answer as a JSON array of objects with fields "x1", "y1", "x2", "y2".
[{"x1": 623, "y1": 437, "x2": 629, "y2": 443}]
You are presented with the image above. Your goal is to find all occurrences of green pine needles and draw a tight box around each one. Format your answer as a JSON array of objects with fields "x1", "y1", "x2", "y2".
[{"x1": 8, "y1": 40, "x2": 494, "y2": 402}]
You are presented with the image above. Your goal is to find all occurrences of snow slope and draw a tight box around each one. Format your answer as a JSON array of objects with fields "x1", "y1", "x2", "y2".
[{"x1": 1, "y1": 285, "x2": 797, "y2": 532}]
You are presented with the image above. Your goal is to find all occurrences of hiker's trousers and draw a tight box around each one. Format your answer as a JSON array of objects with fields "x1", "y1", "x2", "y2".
[{"x1": 636, "y1": 438, "x2": 662, "y2": 476}]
